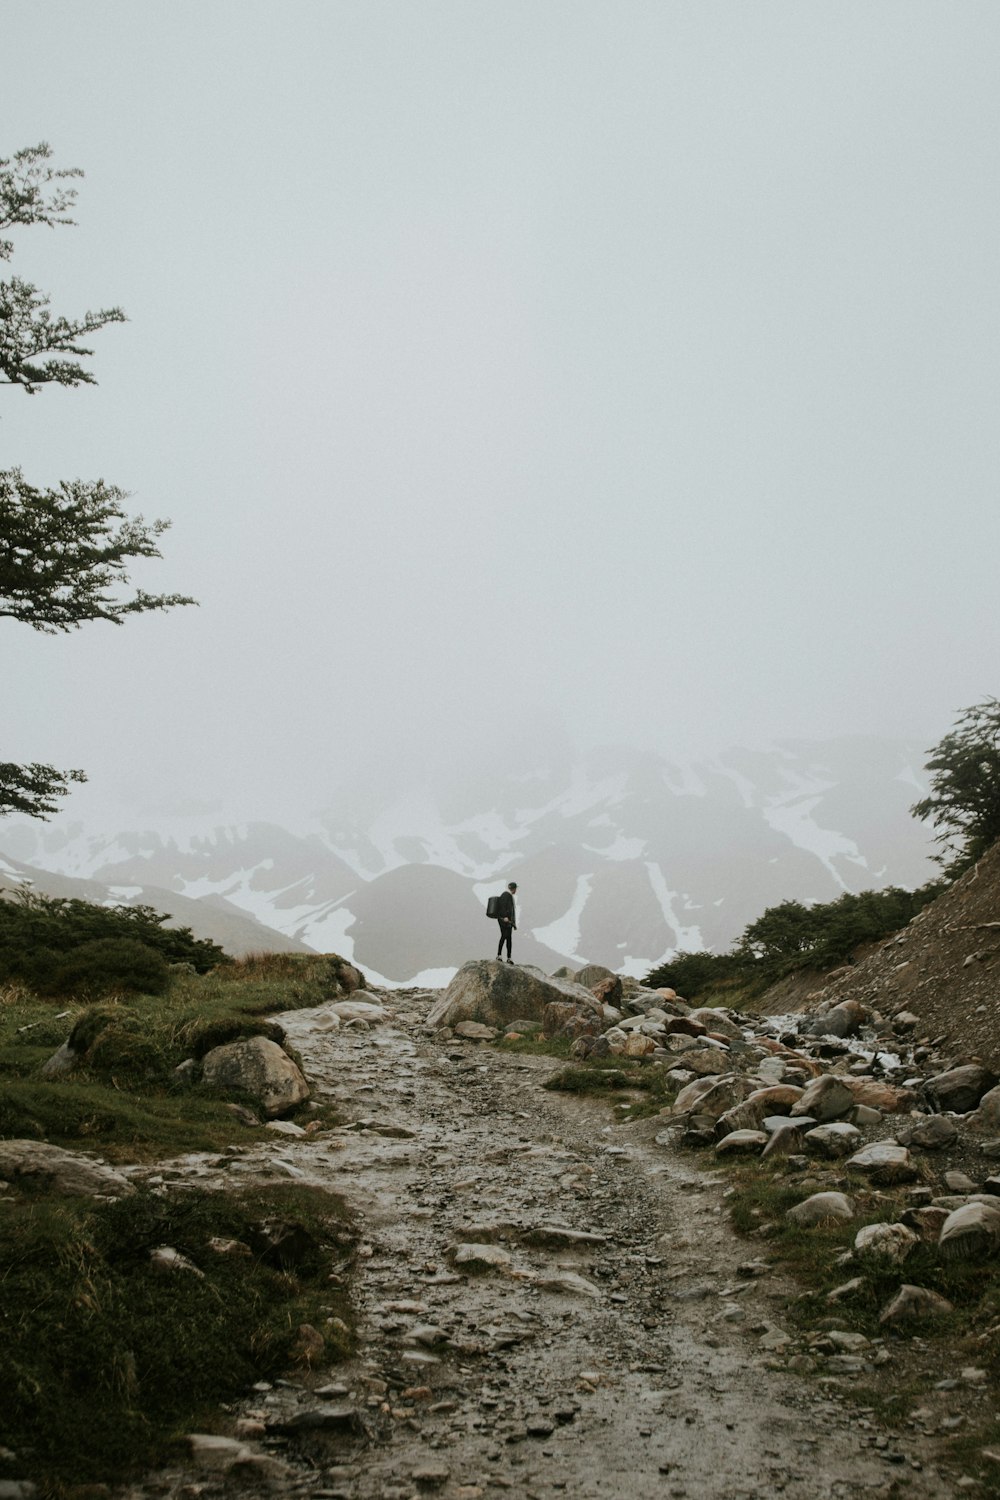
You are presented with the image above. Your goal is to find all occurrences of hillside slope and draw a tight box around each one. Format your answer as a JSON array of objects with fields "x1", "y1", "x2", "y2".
[{"x1": 794, "y1": 839, "x2": 1000, "y2": 1065}]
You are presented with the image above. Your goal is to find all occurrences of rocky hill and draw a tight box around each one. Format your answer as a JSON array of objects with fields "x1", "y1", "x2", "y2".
[{"x1": 787, "y1": 838, "x2": 1000, "y2": 1066}]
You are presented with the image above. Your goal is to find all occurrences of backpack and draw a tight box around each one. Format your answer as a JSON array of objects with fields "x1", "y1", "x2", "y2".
[{"x1": 485, "y1": 895, "x2": 501, "y2": 919}]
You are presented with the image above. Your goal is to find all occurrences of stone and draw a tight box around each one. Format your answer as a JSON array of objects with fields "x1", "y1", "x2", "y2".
[
  {"x1": 925, "y1": 1064, "x2": 998, "y2": 1115},
  {"x1": 970, "y1": 1085, "x2": 1000, "y2": 1133},
  {"x1": 623, "y1": 1032, "x2": 657, "y2": 1057},
  {"x1": 672, "y1": 1074, "x2": 750, "y2": 1120},
  {"x1": 897, "y1": 1115, "x2": 959, "y2": 1151},
  {"x1": 791, "y1": 1075, "x2": 854, "y2": 1122},
  {"x1": 665, "y1": 1016, "x2": 707, "y2": 1039},
  {"x1": 840, "y1": 1078, "x2": 914, "y2": 1113},
  {"x1": 452, "y1": 1243, "x2": 512, "y2": 1271},
  {"x1": 39, "y1": 1040, "x2": 80, "y2": 1077},
  {"x1": 879, "y1": 1284, "x2": 955, "y2": 1327},
  {"x1": 200, "y1": 1036, "x2": 309, "y2": 1117},
  {"x1": 715, "y1": 1130, "x2": 767, "y2": 1155},
  {"x1": 846, "y1": 1142, "x2": 918, "y2": 1185},
  {"x1": 0, "y1": 1140, "x2": 133, "y2": 1199},
  {"x1": 786, "y1": 1191, "x2": 855, "y2": 1227},
  {"x1": 289, "y1": 1323, "x2": 325, "y2": 1365},
  {"x1": 673, "y1": 1046, "x2": 730, "y2": 1076},
  {"x1": 900, "y1": 1205, "x2": 951, "y2": 1243},
  {"x1": 800, "y1": 1000, "x2": 867, "y2": 1039},
  {"x1": 938, "y1": 1201, "x2": 1000, "y2": 1261},
  {"x1": 853, "y1": 1223, "x2": 918, "y2": 1264},
  {"x1": 545, "y1": 1000, "x2": 604, "y2": 1040},
  {"x1": 575, "y1": 963, "x2": 617, "y2": 991},
  {"x1": 804, "y1": 1123, "x2": 862, "y2": 1159},
  {"x1": 590, "y1": 975, "x2": 624, "y2": 1008},
  {"x1": 428, "y1": 961, "x2": 600, "y2": 1032},
  {"x1": 187, "y1": 1434, "x2": 254, "y2": 1471},
  {"x1": 893, "y1": 1011, "x2": 920, "y2": 1032},
  {"x1": 688, "y1": 1008, "x2": 743, "y2": 1041},
  {"x1": 149, "y1": 1245, "x2": 205, "y2": 1277},
  {"x1": 328, "y1": 999, "x2": 387, "y2": 1022},
  {"x1": 762, "y1": 1122, "x2": 807, "y2": 1158},
  {"x1": 945, "y1": 1170, "x2": 978, "y2": 1194},
  {"x1": 265, "y1": 1119, "x2": 307, "y2": 1136},
  {"x1": 533, "y1": 1271, "x2": 601, "y2": 1297},
  {"x1": 453, "y1": 1020, "x2": 498, "y2": 1041}
]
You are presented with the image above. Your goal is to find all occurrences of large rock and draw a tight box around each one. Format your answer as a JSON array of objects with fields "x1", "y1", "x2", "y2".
[
  {"x1": 672, "y1": 1074, "x2": 750, "y2": 1120},
  {"x1": 840, "y1": 1078, "x2": 914, "y2": 1113},
  {"x1": 0, "y1": 1140, "x2": 133, "y2": 1198},
  {"x1": 938, "y1": 1201, "x2": 1000, "y2": 1261},
  {"x1": 969, "y1": 1085, "x2": 1000, "y2": 1133},
  {"x1": 575, "y1": 964, "x2": 617, "y2": 992},
  {"x1": 854, "y1": 1222, "x2": 918, "y2": 1264},
  {"x1": 201, "y1": 1036, "x2": 309, "y2": 1118},
  {"x1": 688, "y1": 1009, "x2": 743, "y2": 1041},
  {"x1": 925, "y1": 1064, "x2": 998, "y2": 1115},
  {"x1": 804, "y1": 1122, "x2": 862, "y2": 1159},
  {"x1": 879, "y1": 1284, "x2": 955, "y2": 1327},
  {"x1": 543, "y1": 1001, "x2": 602, "y2": 1041},
  {"x1": 786, "y1": 1191, "x2": 855, "y2": 1227},
  {"x1": 897, "y1": 1115, "x2": 959, "y2": 1151},
  {"x1": 799, "y1": 1000, "x2": 867, "y2": 1039},
  {"x1": 791, "y1": 1076, "x2": 854, "y2": 1123},
  {"x1": 846, "y1": 1142, "x2": 917, "y2": 1185},
  {"x1": 428, "y1": 962, "x2": 599, "y2": 1032}
]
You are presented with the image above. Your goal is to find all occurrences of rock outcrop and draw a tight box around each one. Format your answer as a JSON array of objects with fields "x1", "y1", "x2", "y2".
[{"x1": 426, "y1": 961, "x2": 600, "y2": 1033}]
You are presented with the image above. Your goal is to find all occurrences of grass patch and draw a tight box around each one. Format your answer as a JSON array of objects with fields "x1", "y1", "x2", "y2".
[
  {"x1": 544, "y1": 1058, "x2": 678, "y2": 1118},
  {"x1": 0, "y1": 1182, "x2": 356, "y2": 1494},
  {"x1": 721, "y1": 1161, "x2": 1000, "y2": 1343},
  {"x1": 0, "y1": 957, "x2": 349, "y2": 1154},
  {"x1": 497, "y1": 1033, "x2": 573, "y2": 1059}
]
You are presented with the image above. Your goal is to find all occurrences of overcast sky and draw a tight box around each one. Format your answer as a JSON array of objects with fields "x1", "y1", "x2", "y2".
[{"x1": 4, "y1": 1, "x2": 999, "y2": 828}]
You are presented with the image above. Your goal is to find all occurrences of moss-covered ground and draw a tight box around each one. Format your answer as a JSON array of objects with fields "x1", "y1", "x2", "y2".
[{"x1": 0, "y1": 954, "x2": 358, "y2": 1496}]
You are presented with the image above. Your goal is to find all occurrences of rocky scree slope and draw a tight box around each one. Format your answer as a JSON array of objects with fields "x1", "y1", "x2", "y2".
[{"x1": 789, "y1": 839, "x2": 1000, "y2": 1068}]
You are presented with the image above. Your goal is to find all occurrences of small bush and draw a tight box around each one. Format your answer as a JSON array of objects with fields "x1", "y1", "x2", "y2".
[{"x1": 46, "y1": 937, "x2": 170, "y2": 998}]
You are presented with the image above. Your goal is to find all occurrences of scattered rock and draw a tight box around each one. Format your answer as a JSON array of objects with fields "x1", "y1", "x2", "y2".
[
  {"x1": 879, "y1": 1284, "x2": 955, "y2": 1327},
  {"x1": 786, "y1": 1191, "x2": 855, "y2": 1226},
  {"x1": 0, "y1": 1141, "x2": 133, "y2": 1199},
  {"x1": 200, "y1": 1036, "x2": 309, "y2": 1118},
  {"x1": 845, "y1": 1142, "x2": 918, "y2": 1185},
  {"x1": 853, "y1": 1222, "x2": 918, "y2": 1264}
]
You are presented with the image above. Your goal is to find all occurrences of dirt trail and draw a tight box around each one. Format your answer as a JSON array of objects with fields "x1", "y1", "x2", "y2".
[{"x1": 125, "y1": 990, "x2": 955, "y2": 1500}]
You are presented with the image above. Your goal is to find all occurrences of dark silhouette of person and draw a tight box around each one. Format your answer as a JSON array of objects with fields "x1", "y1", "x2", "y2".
[{"x1": 496, "y1": 881, "x2": 518, "y2": 963}]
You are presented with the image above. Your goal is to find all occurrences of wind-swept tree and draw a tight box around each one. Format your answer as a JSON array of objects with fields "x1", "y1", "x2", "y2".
[
  {"x1": 912, "y1": 697, "x2": 1000, "y2": 874},
  {"x1": 1, "y1": 143, "x2": 193, "y2": 818}
]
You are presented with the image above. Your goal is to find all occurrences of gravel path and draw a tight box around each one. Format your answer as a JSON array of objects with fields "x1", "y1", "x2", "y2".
[{"x1": 122, "y1": 990, "x2": 956, "y2": 1500}]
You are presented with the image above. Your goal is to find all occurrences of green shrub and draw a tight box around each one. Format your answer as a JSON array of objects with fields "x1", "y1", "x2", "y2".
[
  {"x1": 0, "y1": 1184, "x2": 355, "y2": 1489},
  {"x1": 46, "y1": 937, "x2": 170, "y2": 998}
]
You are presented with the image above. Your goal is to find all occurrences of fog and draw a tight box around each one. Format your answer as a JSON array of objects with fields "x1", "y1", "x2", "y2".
[{"x1": 4, "y1": 1, "x2": 999, "y2": 831}]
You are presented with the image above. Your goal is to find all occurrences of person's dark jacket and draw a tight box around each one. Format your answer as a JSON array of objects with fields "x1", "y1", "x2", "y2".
[{"x1": 496, "y1": 890, "x2": 516, "y2": 927}]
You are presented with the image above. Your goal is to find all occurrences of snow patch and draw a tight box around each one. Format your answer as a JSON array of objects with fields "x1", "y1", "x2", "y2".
[{"x1": 532, "y1": 874, "x2": 593, "y2": 959}]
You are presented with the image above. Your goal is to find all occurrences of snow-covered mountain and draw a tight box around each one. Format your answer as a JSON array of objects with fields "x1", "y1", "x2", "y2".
[{"x1": 0, "y1": 736, "x2": 936, "y2": 983}]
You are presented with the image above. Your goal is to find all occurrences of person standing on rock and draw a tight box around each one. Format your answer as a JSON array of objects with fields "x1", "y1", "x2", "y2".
[{"x1": 496, "y1": 881, "x2": 518, "y2": 963}]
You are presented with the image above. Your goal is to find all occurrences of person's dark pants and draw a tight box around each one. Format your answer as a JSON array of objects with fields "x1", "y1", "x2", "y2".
[{"x1": 497, "y1": 920, "x2": 512, "y2": 960}]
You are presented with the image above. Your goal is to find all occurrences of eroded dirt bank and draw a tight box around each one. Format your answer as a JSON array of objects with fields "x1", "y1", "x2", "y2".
[{"x1": 120, "y1": 989, "x2": 956, "y2": 1500}]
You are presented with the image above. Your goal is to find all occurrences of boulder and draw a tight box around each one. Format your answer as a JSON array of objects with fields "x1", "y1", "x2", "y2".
[
  {"x1": 925, "y1": 1064, "x2": 998, "y2": 1115},
  {"x1": 969, "y1": 1085, "x2": 1000, "y2": 1134},
  {"x1": 786, "y1": 1192, "x2": 855, "y2": 1227},
  {"x1": 804, "y1": 1122, "x2": 862, "y2": 1159},
  {"x1": 897, "y1": 1115, "x2": 959, "y2": 1151},
  {"x1": 799, "y1": 1000, "x2": 867, "y2": 1039},
  {"x1": 900, "y1": 1205, "x2": 951, "y2": 1243},
  {"x1": 672, "y1": 1074, "x2": 750, "y2": 1120},
  {"x1": 590, "y1": 975, "x2": 624, "y2": 1008},
  {"x1": 665, "y1": 1016, "x2": 708, "y2": 1039},
  {"x1": 879, "y1": 1284, "x2": 955, "y2": 1327},
  {"x1": 715, "y1": 1130, "x2": 767, "y2": 1156},
  {"x1": 791, "y1": 1076, "x2": 854, "y2": 1123},
  {"x1": 762, "y1": 1121, "x2": 808, "y2": 1159},
  {"x1": 688, "y1": 1009, "x2": 743, "y2": 1041},
  {"x1": 680, "y1": 1047, "x2": 733, "y2": 1077},
  {"x1": 938, "y1": 1201, "x2": 1000, "y2": 1261},
  {"x1": 840, "y1": 1078, "x2": 914, "y2": 1113},
  {"x1": 746, "y1": 1084, "x2": 804, "y2": 1114},
  {"x1": 428, "y1": 961, "x2": 599, "y2": 1032},
  {"x1": 845, "y1": 1142, "x2": 917, "y2": 1185},
  {"x1": 0, "y1": 1140, "x2": 133, "y2": 1199},
  {"x1": 453, "y1": 1021, "x2": 497, "y2": 1042},
  {"x1": 201, "y1": 1036, "x2": 309, "y2": 1118},
  {"x1": 543, "y1": 1001, "x2": 602, "y2": 1040},
  {"x1": 327, "y1": 1000, "x2": 387, "y2": 1023},
  {"x1": 623, "y1": 1033, "x2": 657, "y2": 1058},
  {"x1": 575, "y1": 963, "x2": 617, "y2": 991},
  {"x1": 854, "y1": 1222, "x2": 918, "y2": 1264}
]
